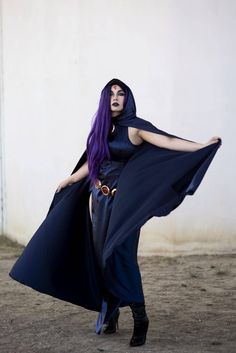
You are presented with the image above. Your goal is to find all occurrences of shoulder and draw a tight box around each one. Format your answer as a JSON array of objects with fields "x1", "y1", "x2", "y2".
[
  {"x1": 128, "y1": 126, "x2": 144, "y2": 144},
  {"x1": 128, "y1": 126, "x2": 139, "y2": 133}
]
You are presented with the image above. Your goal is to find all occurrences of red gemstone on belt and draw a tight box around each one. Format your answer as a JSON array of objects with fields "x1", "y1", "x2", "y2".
[{"x1": 101, "y1": 185, "x2": 110, "y2": 195}]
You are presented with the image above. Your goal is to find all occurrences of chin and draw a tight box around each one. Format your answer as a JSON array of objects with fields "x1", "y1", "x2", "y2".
[{"x1": 111, "y1": 111, "x2": 123, "y2": 118}]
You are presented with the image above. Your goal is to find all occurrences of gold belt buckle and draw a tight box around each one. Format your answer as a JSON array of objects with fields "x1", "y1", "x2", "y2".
[{"x1": 94, "y1": 179, "x2": 117, "y2": 197}]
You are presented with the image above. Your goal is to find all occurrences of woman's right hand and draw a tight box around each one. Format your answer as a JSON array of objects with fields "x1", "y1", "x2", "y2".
[{"x1": 55, "y1": 177, "x2": 74, "y2": 193}]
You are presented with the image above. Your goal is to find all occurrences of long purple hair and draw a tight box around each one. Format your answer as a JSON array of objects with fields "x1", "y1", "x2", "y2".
[{"x1": 86, "y1": 78, "x2": 136, "y2": 184}]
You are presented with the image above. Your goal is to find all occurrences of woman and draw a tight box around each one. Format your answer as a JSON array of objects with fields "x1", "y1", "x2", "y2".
[{"x1": 9, "y1": 78, "x2": 222, "y2": 347}]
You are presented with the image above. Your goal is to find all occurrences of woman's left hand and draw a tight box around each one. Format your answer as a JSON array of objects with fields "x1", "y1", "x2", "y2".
[{"x1": 204, "y1": 136, "x2": 222, "y2": 147}]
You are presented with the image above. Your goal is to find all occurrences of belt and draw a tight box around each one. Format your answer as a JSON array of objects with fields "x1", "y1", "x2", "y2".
[{"x1": 95, "y1": 179, "x2": 117, "y2": 197}]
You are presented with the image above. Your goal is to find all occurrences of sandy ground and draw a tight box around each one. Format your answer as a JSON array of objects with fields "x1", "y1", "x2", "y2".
[{"x1": 0, "y1": 235, "x2": 235, "y2": 353}]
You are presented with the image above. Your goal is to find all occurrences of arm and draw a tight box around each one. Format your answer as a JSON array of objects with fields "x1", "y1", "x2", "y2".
[
  {"x1": 138, "y1": 130, "x2": 221, "y2": 152},
  {"x1": 56, "y1": 161, "x2": 89, "y2": 192},
  {"x1": 70, "y1": 161, "x2": 89, "y2": 182}
]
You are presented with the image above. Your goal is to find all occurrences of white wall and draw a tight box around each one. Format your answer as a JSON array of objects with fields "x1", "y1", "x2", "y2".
[
  {"x1": 1, "y1": 0, "x2": 235, "y2": 255},
  {"x1": 0, "y1": 0, "x2": 4, "y2": 235}
]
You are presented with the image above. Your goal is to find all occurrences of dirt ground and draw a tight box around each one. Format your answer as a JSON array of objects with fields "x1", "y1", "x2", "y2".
[{"x1": 0, "y1": 235, "x2": 235, "y2": 353}]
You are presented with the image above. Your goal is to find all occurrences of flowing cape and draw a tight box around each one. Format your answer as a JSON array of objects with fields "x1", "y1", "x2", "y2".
[{"x1": 9, "y1": 116, "x2": 221, "y2": 315}]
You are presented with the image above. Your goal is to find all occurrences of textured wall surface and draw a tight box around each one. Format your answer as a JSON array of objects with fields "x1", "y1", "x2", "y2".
[{"x1": 0, "y1": 0, "x2": 235, "y2": 254}]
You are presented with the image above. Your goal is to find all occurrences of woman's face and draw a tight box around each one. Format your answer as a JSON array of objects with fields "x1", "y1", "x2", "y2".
[{"x1": 110, "y1": 84, "x2": 125, "y2": 117}]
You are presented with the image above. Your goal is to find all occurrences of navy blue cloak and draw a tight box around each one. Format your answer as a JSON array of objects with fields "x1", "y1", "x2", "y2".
[
  {"x1": 9, "y1": 115, "x2": 221, "y2": 312},
  {"x1": 9, "y1": 79, "x2": 222, "y2": 324}
]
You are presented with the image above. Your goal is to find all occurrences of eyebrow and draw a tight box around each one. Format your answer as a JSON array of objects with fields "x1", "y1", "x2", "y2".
[{"x1": 110, "y1": 89, "x2": 125, "y2": 93}]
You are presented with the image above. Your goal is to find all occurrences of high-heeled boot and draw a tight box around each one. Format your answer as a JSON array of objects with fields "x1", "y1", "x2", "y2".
[
  {"x1": 129, "y1": 302, "x2": 149, "y2": 346},
  {"x1": 103, "y1": 308, "x2": 120, "y2": 334}
]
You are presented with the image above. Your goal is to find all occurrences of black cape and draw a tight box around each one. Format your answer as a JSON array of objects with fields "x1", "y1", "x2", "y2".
[{"x1": 9, "y1": 100, "x2": 222, "y2": 317}]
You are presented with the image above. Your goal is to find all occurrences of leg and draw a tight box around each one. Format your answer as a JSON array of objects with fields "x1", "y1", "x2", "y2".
[
  {"x1": 89, "y1": 192, "x2": 92, "y2": 222},
  {"x1": 103, "y1": 229, "x2": 148, "y2": 343},
  {"x1": 104, "y1": 228, "x2": 145, "y2": 304},
  {"x1": 90, "y1": 183, "x2": 121, "y2": 334},
  {"x1": 103, "y1": 307, "x2": 120, "y2": 334},
  {"x1": 90, "y1": 185, "x2": 114, "y2": 270},
  {"x1": 129, "y1": 302, "x2": 149, "y2": 346}
]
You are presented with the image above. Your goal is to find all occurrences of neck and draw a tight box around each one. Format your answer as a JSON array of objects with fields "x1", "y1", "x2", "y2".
[{"x1": 111, "y1": 111, "x2": 123, "y2": 118}]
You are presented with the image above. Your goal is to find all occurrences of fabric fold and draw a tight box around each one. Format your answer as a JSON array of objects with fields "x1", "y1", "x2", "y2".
[{"x1": 9, "y1": 108, "x2": 222, "y2": 314}]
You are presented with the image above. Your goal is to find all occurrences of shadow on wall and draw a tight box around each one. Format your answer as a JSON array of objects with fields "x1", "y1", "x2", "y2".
[{"x1": 138, "y1": 226, "x2": 236, "y2": 257}]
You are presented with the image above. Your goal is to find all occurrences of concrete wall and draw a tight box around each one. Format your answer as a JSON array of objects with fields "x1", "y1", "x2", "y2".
[
  {"x1": 0, "y1": 0, "x2": 4, "y2": 235},
  {"x1": 0, "y1": 0, "x2": 235, "y2": 255}
]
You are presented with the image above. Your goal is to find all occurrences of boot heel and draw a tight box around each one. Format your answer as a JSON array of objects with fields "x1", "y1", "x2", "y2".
[{"x1": 103, "y1": 309, "x2": 120, "y2": 334}]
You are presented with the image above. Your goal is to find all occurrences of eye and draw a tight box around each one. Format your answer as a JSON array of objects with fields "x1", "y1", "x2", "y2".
[{"x1": 119, "y1": 92, "x2": 125, "y2": 96}]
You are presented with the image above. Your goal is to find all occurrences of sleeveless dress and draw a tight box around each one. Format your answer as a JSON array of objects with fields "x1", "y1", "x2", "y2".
[
  {"x1": 89, "y1": 123, "x2": 145, "y2": 331},
  {"x1": 89, "y1": 123, "x2": 141, "y2": 268}
]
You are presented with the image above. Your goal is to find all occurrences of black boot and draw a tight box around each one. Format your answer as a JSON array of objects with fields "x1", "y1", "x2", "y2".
[
  {"x1": 103, "y1": 308, "x2": 120, "y2": 334},
  {"x1": 129, "y1": 302, "x2": 149, "y2": 347}
]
